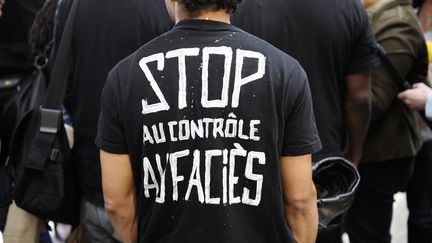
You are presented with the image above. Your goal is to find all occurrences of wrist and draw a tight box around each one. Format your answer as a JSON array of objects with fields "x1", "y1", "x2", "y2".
[{"x1": 425, "y1": 92, "x2": 432, "y2": 120}]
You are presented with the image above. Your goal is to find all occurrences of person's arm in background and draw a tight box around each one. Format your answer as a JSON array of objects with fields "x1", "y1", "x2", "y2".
[
  {"x1": 0, "y1": 0, "x2": 4, "y2": 17},
  {"x1": 100, "y1": 150, "x2": 137, "y2": 243},
  {"x1": 342, "y1": 1, "x2": 378, "y2": 166},
  {"x1": 280, "y1": 154, "x2": 318, "y2": 243},
  {"x1": 344, "y1": 72, "x2": 372, "y2": 167}
]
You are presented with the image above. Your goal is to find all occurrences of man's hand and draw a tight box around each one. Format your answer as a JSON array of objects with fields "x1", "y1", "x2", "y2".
[
  {"x1": 280, "y1": 154, "x2": 318, "y2": 243},
  {"x1": 398, "y1": 83, "x2": 432, "y2": 111}
]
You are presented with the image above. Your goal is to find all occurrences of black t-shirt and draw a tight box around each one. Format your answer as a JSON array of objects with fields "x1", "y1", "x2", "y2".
[
  {"x1": 232, "y1": 0, "x2": 380, "y2": 161},
  {"x1": 0, "y1": 0, "x2": 44, "y2": 76},
  {"x1": 56, "y1": 0, "x2": 173, "y2": 206},
  {"x1": 97, "y1": 20, "x2": 321, "y2": 243}
]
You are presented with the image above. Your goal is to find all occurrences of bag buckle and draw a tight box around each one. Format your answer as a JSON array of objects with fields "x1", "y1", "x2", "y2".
[
  {"x1": 39, "y1": 107, "x2": 62, "y2": 134},
  {"x1": 50, "y1": 149, "x2": 64, "y2": 162}
]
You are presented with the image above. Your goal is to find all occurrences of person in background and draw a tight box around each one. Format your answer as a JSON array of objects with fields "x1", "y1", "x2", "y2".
[
  {"x1": 398, "y1": 0, "x2": 432, "y2": 115},
  {"x1": 96, "y1": 0, "x2": 321, "y2": 242},
  {"x1": 397, "y1": 0, "x2": 432, "y2": 242},
  {"x1": 0, "y1": 0, "x2": 44, "y2": 149},
  {"x1": 345, "y1": 0, "x2": 429, "y2": 242},
  {"x1": 232, "y1": 1, "x2": 379, "y2": 241},
  {"x1": 54, "y1": 0, "x2": 172, "y2": 242},
  {"x1": 0, "y1": 0, "x2": 44, "y2": 238}
]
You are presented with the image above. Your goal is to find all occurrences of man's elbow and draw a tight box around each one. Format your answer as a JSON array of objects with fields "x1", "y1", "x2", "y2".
[
  {"x1": 284, "y1": 186, "x2": 318, "y2": 215},
  {"x1": 104, "y1": 197, "x2": 132, "y2": 223},
  {"x1": 346, "y1": 92, "x2": 371, "y2": 111}
]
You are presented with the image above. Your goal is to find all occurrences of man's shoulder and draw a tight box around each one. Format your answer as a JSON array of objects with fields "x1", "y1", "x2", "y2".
[
  {"x1": 371, "y1": 3, "x2": 423, "y2": 42},
  {"x1": 374, "y1": 3, "x2": 419, "y2": 27}
]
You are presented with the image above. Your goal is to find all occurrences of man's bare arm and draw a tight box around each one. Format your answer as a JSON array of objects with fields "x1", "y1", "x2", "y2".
[
  {"x1": 100, "y1": 150, "x2": 137, "y2": 243},
  {"x1": 344, "y1": 71, "x2": 372, "y2": 166},
  {"x1": 280, "y1": 154, "x2": 318, "y2": 243}
]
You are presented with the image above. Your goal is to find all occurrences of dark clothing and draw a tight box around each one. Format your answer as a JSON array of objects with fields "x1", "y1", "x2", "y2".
[
  {"x1": 345, "y1": 157, "x2": 415, "y2": 243},
  {"x1": 0, "y1": 0, "x2": 44, "y2": 76},
  {"x1": 345, "y1": 1, "x2": 428, "y2": 242},
  {"x1": 96, "y1": 20, "x2": 321, "y2": 243},
  {"x1": 407, "y1": 141, "x2": 432, "y2": 243},
  {"x1": 232, "y1": 0, "x2": 379, "y2": 161},
  {"x1": 80, "y1": 199, "x2": 121, "y2": 243},
  {"x1": 0, "y1": 0, "x2": 44, "y2": 232},
  {"x1": 56, "y1": 0, "x2": 173, "y2": 206},
  {"x1": 362, "y1": 0, "x2": 427, "y2": 162}
]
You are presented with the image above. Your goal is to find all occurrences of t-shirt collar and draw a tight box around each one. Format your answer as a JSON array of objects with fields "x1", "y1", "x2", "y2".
[{"x1": 174, "y1": 19, "x2": 238, "y2": 32}]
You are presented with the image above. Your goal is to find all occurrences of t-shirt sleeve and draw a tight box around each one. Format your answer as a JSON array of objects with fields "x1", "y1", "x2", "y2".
[
  {"x1": 281, "y1": 67, "x2": 322, "y2": 156},
  {"x1": 346, "y1": 2, "x2": 381, "y2": 75},
  {"x1": 95, "y1": 69, "x2": 128, "y2": 154}
]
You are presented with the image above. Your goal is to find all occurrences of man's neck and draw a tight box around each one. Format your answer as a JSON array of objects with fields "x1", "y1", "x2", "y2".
[
  {"x1": 175, "y1": 4, "x2": 231, "y2": 24},
  {"x1": 419, "y1": 2, "x2": 432, "y2": 32}
]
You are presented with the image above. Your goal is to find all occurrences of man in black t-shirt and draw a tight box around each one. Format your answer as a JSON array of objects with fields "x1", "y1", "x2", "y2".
[{"x1": 96, "y1": 0, "x2": 322, "y2": 242}]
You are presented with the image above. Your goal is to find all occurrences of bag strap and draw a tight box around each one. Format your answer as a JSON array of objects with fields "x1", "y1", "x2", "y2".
[
  {"x1": 373, "y1": 43, "x2": 412, "y2": 91},
  {"x1": 26, "y1": 0, "x2": 79, "y2": 171},
  {"x1": 373, "y1": 42, "x2": 432, "y2": 129},
  {"x1": 44, "y1": 0, "x2": 77, "y2": 109}
]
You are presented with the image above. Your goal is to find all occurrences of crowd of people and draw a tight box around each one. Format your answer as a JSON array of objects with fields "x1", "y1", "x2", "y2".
[{"x1": 0, "y1": 0, "x2": 432, "y2": 242}]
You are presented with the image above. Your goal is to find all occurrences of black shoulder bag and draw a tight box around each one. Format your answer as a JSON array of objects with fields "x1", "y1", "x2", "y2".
[{"x1": 5, "y1": 0, "x2": 80, "y2": 225}]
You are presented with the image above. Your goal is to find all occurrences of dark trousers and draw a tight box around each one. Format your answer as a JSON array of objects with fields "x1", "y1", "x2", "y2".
[
  {"x1": 345, "y1": 157, "x2": 414, "y2": 243},
  {"x1": 80, "y1": 199, "x2": 121, "y2": 243},
  {"x1": 407, "y1": 141, "x2": 432, "y2": 243},
  {"x1": 316, "y1": 227, "x2": 342, "y2": 243}
]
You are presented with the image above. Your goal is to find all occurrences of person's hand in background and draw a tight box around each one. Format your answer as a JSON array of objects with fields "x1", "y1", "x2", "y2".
[{"x1": 398, "y1": 82, "x2": 432, "y2": 110}]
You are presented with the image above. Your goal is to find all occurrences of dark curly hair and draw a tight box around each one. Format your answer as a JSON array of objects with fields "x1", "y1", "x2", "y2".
[
  {"x1": 28, "y1": 0, "x2": 58, "y2": 58},
  {"x1": 180, "y1": 0, "x2": 242, "y2": 14}
]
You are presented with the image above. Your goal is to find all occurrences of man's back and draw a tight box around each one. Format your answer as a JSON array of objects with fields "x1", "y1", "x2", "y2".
[
  {"x1": 97, "y1": 19, "x2": 321, "y2": 243},
  {"x1": 233, "y1": 0, "x2": 378, "y2": 160}
]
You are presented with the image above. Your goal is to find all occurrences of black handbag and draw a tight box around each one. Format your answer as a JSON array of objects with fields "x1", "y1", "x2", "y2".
[
  {"x1": 0, "y1": 75, "x2": 21, "y2": 106},
  {"x1": 313, "y1": 157, "x2": 360, "y2": 232},
  {"x1": 0, "y1": 66, "x2": 47, "y2": 231},
  {"x1": 4, "y1": 0, "x2": 80, "y2": 225},
  {"x1": 0, "y1": 63, "x2": 47, "y2": 164}
]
